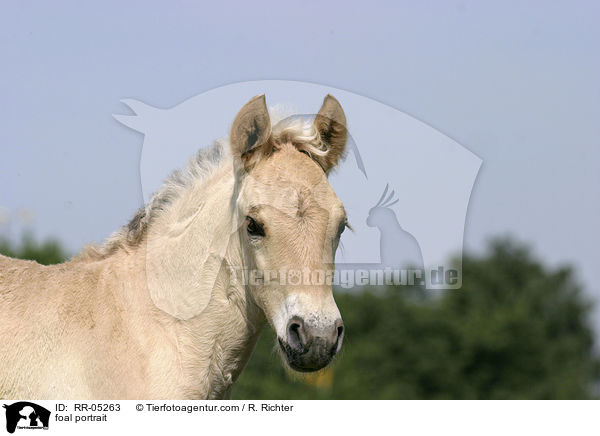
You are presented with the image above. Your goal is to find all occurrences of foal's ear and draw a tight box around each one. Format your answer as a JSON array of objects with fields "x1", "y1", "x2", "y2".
[
  {"x1": 230, "y1": 94, "x2": 272, "y2": 170},
  {"x1": 313, "y1": 94, "x2": 348, "y2": 173}
]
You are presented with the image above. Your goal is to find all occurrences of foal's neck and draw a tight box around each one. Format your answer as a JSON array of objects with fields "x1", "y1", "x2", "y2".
[{"x1": 140, "y1": 157, "x2": 265, "y2": 398}]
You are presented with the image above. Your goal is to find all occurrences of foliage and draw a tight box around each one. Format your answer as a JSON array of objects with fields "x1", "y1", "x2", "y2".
[
  {"x1": 0, "y1": 233, "x2": 69, "y2": 265},
  {"x1": 1, "y1": 235, "x2": 597, "y2": 398}
]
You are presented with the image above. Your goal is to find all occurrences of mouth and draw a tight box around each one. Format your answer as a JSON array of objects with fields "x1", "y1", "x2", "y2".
[{"x1": 277, "y1": 337, "x2": 335, "y2": 373}]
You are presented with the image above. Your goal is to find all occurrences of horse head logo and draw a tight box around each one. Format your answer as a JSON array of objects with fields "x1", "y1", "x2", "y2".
[{"x1": 3, "y1": 402, "x2": 50, "y2": 434}]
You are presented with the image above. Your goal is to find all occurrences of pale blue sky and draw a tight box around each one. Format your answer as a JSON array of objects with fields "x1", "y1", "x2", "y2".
[{"x1": 1, "y1": 1, "x2": 599, "y2": 323}]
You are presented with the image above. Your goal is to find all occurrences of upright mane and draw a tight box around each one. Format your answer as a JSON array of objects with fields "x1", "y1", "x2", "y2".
[{"x1": 75, "y1": 110, "x2": 331, "y2": 262}]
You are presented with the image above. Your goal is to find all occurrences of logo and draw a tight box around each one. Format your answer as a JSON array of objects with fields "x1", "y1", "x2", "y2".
[
  {"x1": 113, "y1": 81, "x2": 481, "y2": 318},
  {"x1": 2, "y1": 402, "x2": 50, "y2": 434}
]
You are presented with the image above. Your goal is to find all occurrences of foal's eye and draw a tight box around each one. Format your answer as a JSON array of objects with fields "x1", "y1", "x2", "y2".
[
  {"x1": 246, "y1": 216, "x2": 265, "y2": 238},
  {"x1": 337, "y1": 218, "x2": 349, "y2": 237}
]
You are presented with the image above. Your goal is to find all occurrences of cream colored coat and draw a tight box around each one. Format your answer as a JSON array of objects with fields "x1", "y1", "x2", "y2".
[{"x1": 0, "y1": 95, "x2": 348, "y2": 399}]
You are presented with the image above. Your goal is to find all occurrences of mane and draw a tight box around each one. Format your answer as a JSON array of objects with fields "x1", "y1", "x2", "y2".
[
  {"x1": 75, "y1": 141, "x2": 226, "y2": 262},
  {"x1": 75, "y1": 110, "x2": 330, "y2": 262}
]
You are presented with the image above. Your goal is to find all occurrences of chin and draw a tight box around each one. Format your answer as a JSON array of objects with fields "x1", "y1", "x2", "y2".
[{"x1": 277, "y1": 337, "x2": 335, "y2": 373}]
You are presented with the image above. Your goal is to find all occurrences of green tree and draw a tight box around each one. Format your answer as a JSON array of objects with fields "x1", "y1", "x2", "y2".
[{"x1": 0, "y1": 233, "x2": 69, "y2": 265}]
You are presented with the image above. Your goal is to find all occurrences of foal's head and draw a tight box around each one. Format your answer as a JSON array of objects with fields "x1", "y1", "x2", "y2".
[{"x1": 230, "y1": 95, "x2": 348, "y2": 372}]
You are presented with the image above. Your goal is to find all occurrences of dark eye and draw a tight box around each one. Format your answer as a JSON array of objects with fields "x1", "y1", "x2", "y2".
[
  {"x1": 246, "y1": 216, "x2": 265, "y2": 238},
  {"x1": 337, "y1": 218, "x2": 348, "y2": 237}
]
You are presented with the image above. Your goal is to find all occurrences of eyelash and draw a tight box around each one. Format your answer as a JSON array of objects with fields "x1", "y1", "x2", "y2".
[{"x1": 338, "y1": 218, "x2": 349, "y2": 237}]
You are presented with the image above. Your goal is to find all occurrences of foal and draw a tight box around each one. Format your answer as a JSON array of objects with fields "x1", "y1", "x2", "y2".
[{"x1": 0, "y1": 95, "x2": 348, "y2": 399}]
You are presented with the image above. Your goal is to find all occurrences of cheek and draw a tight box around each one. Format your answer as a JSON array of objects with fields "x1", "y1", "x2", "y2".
[
  {"x1": 243, "y1": 242, "x2": 281, "y2": 280},
  {"x1": 248, "y1": 237, "x2": 282, "y2": 269},
  {"x1": 252, "y1": 249, "x2": 269, "y2": 271}
]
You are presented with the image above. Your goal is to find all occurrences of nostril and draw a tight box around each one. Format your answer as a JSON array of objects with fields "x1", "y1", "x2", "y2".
[
  {"x1": 289, "y1": 322, "x2": 301, "y2": 339},
  {"x1": 334, "y1": 319, "x2": 345, "y2": 353},
  {"x1": 286, "y1": 317, "x2": 306, "y2": 352}
]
